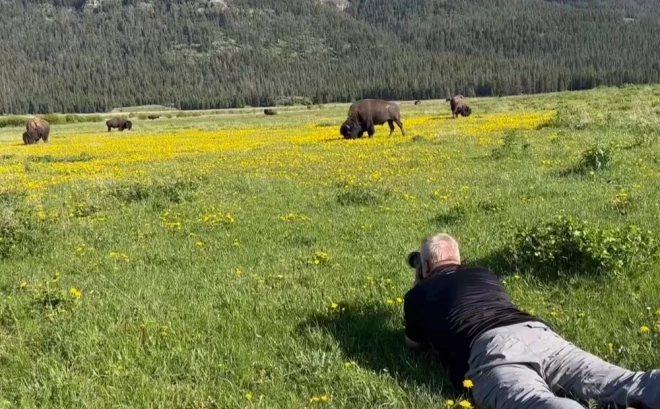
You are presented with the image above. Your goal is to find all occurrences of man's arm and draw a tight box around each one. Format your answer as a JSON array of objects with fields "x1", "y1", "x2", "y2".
[{"x1": 403, "y1": 287, "x2": 429, "y2": 352}]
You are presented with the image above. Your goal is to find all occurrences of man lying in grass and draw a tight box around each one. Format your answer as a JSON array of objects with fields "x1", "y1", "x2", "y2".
[{"x1": 404, "y1": 234, "x2": 660, "y2": 409}]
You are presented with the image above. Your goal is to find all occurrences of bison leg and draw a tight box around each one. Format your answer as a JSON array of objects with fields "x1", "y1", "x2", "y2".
[
  {"x1": 395, "y1": 119, "x2": 405, "y2": 136},
  {"x1": 366, "y1": 122, "x2": 375, "y2": 138},
  {"x1": 387, "y1": 120, "x2": 395, "y2": 137},
  {"x1": 107, "y1": 126, "x2": 112, "y2": 132}
]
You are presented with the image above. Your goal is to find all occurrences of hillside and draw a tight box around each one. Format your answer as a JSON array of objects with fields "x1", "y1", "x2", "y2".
[{"x1": 1, "y1": 0, "x2": 659, "y2": 114}]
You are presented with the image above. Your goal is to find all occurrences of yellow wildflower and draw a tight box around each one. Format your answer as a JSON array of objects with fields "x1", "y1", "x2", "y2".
[
  {"x1": 459, "y1": 400, "x2": 472, "y2": 408},
  {"x1": 446, "y1": 400, "x2": 455, "y2": 406},
  {"x1": 245, "y1": 393, "x2": 253, "y2": 401},
  {"x1": 640, "y1": 325, "x2": 650, "y2": 334},
  {"x1": 396, "y1": 297, "x2": 403, "y2": 304},
  {"x1": 314, "y1": 251, "x2": 330, "y2": 265},
  {"x1": 19, "y1": 281, "x2": 28, "y2": 289},
  {"x1": 463, "y1": 379, "x2": 474, "y2": 389},
  {"x1": 70, "y1": 287, "x2": 82, "y2": 299},
  {"x1": 330, "y1": 302, "x2": 339, "y2": 310}
]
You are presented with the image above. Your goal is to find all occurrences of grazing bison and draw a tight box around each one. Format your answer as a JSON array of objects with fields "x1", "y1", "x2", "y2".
[
  {"x1": 414, "y1": 100, "x2": 422, "y2": 105},
  {"x1": 23, "y1": 117, "x2": 50, "y2": 145},
  {"x1": 264, "y1": 109, "x2": 277, "y2": 116},
  {"x1": 447, "y1": 95, "x2": 472, "y2": 119},
  {"x1": 147, "y1": 115, "x2": 160, "y2": 120},
  {"x1": 340, "y1": 99, "x2": 405, "y2": 139},
  {"x1": 106, "y1": 117, "x2": 133, "y2": 132}
]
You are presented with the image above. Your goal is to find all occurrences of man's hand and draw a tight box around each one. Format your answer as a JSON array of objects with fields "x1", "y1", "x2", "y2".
[{"x1": 414, "y1": 266, "x2": 423, "y2": 286}]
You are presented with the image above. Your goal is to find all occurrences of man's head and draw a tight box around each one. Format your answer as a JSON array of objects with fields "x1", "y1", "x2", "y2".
[{"x1": 418, "y1": 233, "x2": 461, "y2": 279}]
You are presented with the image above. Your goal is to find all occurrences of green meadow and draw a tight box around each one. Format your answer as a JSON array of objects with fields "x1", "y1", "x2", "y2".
[{"x1": 0, "y1": 85, "x2": 659, "y2": 408}]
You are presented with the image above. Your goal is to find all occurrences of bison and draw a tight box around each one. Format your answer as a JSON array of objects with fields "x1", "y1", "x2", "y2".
[
  {"x1": 106, "y1": 117, "x2": 133, "y2": 132},
  {"x1": 414, "y1": 100, "x2": 422, "y2": 105},
  {"x1": 264, "y1": 109, "x2": 278, "y2": 116},
  {"x1": 340, "y1": 99, "x2": 405, "y2": 139},
  {"x1": 23, "y1": 117, "x2": 50, "y2": 145},
  {"x1": 147, "y1": 115, "x2": 160, "y2": 120},
  {"x1": 447, "y1": 95, "x2": 472, "y2": 119}
]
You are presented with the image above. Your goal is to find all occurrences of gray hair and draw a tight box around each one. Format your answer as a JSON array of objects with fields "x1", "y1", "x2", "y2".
[{"x1": 420, "y1": 233, "x2": 461, "y2": 267}]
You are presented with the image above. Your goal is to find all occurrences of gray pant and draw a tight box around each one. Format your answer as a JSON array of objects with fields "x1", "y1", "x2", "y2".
[{"x1": 466, "y1": 322, "x2": 660, "y2": 409}]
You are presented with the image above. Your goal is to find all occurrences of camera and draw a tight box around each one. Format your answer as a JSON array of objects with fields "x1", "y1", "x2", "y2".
[{"x1": 407, "y1": 251, "x2": 423, "y2": 281}]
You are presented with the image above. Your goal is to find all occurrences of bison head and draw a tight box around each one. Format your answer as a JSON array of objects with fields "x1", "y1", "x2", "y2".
[
  {"x1": 126, "y1": 120, "x2": 133, "y2": 130},
  {"x1": 340, "y1": 120, "x2": 361, "y2": 139},
  {"x1": 460, "y1": 106, "x2": 472, "y2": 117}
]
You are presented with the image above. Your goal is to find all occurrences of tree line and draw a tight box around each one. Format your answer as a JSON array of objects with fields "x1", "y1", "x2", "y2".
[{"x1": 0, "y1": 0, "x2": 659, "y2": 114}]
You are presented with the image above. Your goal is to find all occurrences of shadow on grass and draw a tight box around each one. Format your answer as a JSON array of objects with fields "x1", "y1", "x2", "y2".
[{"x1": 299, "y1": 304, "x2": 452, "y2": 394}]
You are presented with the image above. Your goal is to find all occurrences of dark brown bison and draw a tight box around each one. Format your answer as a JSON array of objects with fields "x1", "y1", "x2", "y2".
[
  {"x1": 147, "y1": 115, "x2": 160, "y2": 120},
  {"x1": 23, "y1": 117, "x2": 50, "y2": 145},
  {"x1": 414, "y1": 100, "x2": 422, "y2": 105},
  {"x1": 340, "y1": 99, "x2": 405, "y2": 139},
  {"x1": 106, "y1": 117, "x2": 133, "y2": 132},
  {"x1": 447, "y1": 95, "x2": 472, "y2": 119},
  {"x1": 264, "y1": 109, "x2": 278, "y2": 116}
]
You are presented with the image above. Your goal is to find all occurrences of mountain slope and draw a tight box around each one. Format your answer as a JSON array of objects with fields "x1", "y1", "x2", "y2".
[{"x1": 0, "y1": 0, "x2": 659, "y2": 114}]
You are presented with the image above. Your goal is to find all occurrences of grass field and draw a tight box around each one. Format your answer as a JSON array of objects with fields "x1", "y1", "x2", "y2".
[{"x1": 1, "y1": 86, "x2": 659, "y2": 409}]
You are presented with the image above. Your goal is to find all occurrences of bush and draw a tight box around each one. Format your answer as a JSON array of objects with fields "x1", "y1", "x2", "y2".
[
  {"x1": 0, "y1": 116, "x2": 27, "y2": 128},
  {"x1": 64, "y1": 114, "x2": 82, "y2": 123},
  {"x1": 508, "y1": 217, "x2": 658, "y2": 278},
  {"x1": 41, "y1": 114, "x2": 65, "y2": 125},
  {"x1": 577, "y1": 144, "x2": 613, "y2": 172},
  {"x1": 275, "y1": 96, "x2": 313, "y2": 106}
]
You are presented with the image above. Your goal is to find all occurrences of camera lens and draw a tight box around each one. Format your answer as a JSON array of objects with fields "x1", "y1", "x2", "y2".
[{"x1": 407, "y1": 251, "x2": 421, "y2": 268}]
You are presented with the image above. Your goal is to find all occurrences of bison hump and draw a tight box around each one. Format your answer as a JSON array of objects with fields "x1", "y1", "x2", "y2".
[{"x1": 26, "y1": 117, "x2": 49, "y2": 131}]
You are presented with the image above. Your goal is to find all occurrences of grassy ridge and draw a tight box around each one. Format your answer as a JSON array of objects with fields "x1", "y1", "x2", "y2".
[{"x1": 0, "y1": 86, "x2": 659, "y2": 408}]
